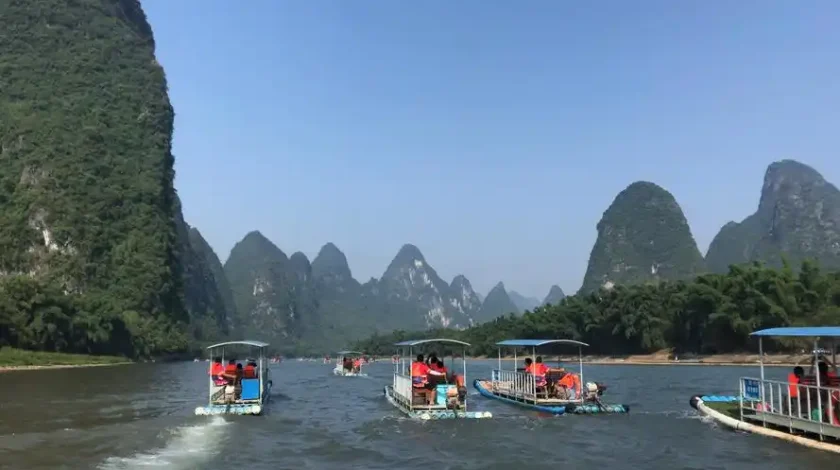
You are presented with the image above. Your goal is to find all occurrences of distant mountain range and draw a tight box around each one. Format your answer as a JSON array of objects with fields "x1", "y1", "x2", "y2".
[{"x1": 180, "y1": 231, "x2": 542, "y2": 353}]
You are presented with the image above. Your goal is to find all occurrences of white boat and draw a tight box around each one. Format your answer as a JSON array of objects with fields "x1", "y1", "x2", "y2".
[
  {"x1": 384, "y1": 338, "x2": 492, "y2": 420},
  {"x1": 333, "y1": 350, "x2": 367, "y2": 376},
  {"x1": 195, "y1": 340, "x2": 273, "y2": 416}
]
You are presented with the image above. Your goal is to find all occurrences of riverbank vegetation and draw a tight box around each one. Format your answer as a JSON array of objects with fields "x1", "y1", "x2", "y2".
[
  {"x1": 355, "y1": 260, "x2": 840, "y2": 357},
  {"x1": 0, "y1": 346, "x2": 127, "y2": 368}
]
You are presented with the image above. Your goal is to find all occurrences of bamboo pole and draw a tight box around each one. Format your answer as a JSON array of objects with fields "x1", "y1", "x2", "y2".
[{"x1": 694, "y1": 397, "x2": 840, "y2": 454}]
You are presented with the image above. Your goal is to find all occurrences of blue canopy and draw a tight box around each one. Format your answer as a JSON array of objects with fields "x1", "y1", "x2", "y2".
[
  {"x1": 394, "y1": 338, "x2": 471, "y2": 347},
  {"x1": 495, "y1": 339, "x2": 589, "y2": 347},
  {"x1": 750, "y1": 327, "x2": 840, "y2": 337}
]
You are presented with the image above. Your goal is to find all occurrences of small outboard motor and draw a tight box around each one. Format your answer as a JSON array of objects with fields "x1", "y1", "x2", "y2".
[{"x1": 583, "y1": 382, "x2": 607, "y2": 401}]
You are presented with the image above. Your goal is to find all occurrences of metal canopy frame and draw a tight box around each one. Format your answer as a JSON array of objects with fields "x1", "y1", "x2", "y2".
[
  {"x1": 394, "y1": 338, "x2": 471, "y2": 347},
  {"x1": 495, "y1": 338, "x2": 588, "y2": 400},
  {"x1": 206, "y1": 340, "x2": 271, "y2": 405},
  {"x1": 749, "y1": 327, "x2": 839, "y2": 435},
  {"x1": 206, "y1": 340, "x2": 269, "y2": 349},
  {"x1": 393, "y1": 338, "x2": 470, "y2": 412}
]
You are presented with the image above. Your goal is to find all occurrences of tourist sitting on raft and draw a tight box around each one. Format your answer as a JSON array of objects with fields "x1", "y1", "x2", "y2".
[
  {"x1": 787, "y1": 357, "x2": 840, "y2": 423},
  {"x1": 523, "y1": 357, "x2": 581, "y2": 400},
  {"x1": 411, "y1": 353, "x2": 446, "y2": 405},
  {"x1": 209, "y1": 358, "x2": 227, "y2": 386},
  {"x1": 244, "y1": 360, "x2": 258, "y2": 379},
  {"x1": 352, "y1": 358, "x2": 362, "y2": 373},
  {"x1": 343, "y1": 357, "x2": 353, "y2": 372}
]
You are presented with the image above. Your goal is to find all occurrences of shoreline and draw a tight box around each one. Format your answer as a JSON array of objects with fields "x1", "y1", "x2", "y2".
[
  {"x1": 0, "y1": 362, "x2": 133, "y2": 372},
  {"x1": 0, "y1": 361, "x2": 134, "y2": 373}
]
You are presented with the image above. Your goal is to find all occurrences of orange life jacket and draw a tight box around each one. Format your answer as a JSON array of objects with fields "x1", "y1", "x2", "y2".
[
  {"x1": 411, "y1": 361, "x2": 429, "y2": 386},
  {"x1": 209, "y1": 363, "x2": 224, "y2": 376},
  {"x1": 526, "y1": 363, "x2": 548, "y2": 376},
  {"x1": 788, "y1": 373, "x2": 800, "y2": 397},
  {"x1": 244, "y1": 365, "x2": 256, "y2": 378},
  {"x1": 558, "y1": 374, "x2": 575, "y2": 389}
]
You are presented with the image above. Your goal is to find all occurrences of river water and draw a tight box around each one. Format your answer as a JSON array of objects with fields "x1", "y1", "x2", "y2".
[{"x1": 0, "y1": 360, "x2": 836, "y2": 469}]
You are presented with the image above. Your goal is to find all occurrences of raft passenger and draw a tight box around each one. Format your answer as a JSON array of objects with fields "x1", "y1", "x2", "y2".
[
  {"x1": 244, "y1": 361, "x2": 257, "y2": 379},
  {"x1": 209, "y1": 358, "x2": 226, "y2": 386},
  {"x1": 786, "y1": 366, "x2": 804, "y2": 416}
]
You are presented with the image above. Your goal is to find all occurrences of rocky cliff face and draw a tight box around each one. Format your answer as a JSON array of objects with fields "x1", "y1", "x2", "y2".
[
  {"x1": 378, "y1": 244, "x2": 474, "y2": 329},
  {"x1": 450, "y1": 275, "x2": 482, "y2": 324},
  {"x1": 579, "y1": 181, "x2": 706, "y2": 294},
  {"x1": 706, "y1": 160, "x2": 840, "y2": 272},
  {"x1": 476, "y1": 282, "x2": 520, "y2": 322},
  {"x1": 223, "y1": 231, "x2": 302, "y2": 344},
  {"x1": 542, "y1": 285, "x2": 566, "y2": 306}
]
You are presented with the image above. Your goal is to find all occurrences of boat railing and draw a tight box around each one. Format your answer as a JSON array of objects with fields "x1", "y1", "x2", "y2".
[
  {"x1": 739, "y1": 376, "x2": 840, "y2": 440},
  {"x1": 491, "y1": 369, "x2": 536, "y2": 401},
  {"x1": 393, "y1": 372, "x2": 413, "y2": 405}
]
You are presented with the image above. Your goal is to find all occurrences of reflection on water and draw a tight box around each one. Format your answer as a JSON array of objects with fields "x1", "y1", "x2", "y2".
[{"x1": 0, "y1": 361, "x2": 836, "y2": 469}]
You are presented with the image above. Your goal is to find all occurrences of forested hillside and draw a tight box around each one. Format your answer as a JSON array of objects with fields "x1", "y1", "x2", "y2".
[
  {"x1": 0, "y1": 0, "x2": 190, "y2": 357},
  {"x1": 355, "y1": 260, "x2": 840, "y2": 357}
]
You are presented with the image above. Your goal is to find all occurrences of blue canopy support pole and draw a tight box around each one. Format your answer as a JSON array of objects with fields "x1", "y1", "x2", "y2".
[
  {"x1": 497, "y1": 347, "x2": 501, "y2": 373},
  {"x1": 759, "y1": 337, "x2": 765, "y2": 381},
  {"x1": 259, "y1": 347, "x2": 264, "y2": 402},
  {"x1": 578, "y1": 345, "x2": 584, "y2": 398},
  {"x1": 759, "y1": 337, "x2": 766, "y2": 427},
  {"x1": 463, "y1": 346, "x2": 468, "y2": 411},
  {"x1": 815, "y1": 338, "x2": 824, "y2": 439},
  {"x1": 532, "y1": 346, "x2": 537, "y2": 400},
  {"x1": 409, "y1": 346, "x2": 413, "y2": 412}
]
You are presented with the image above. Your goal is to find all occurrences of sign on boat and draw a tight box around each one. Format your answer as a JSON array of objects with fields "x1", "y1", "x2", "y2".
[
  {"x1": 473, "y1": 339, "x2": 629, "y2": 415},
  {"x1": 384, "y1": 338, "x2": 492, "y2": 420},
  {"x1": 195, "y1": 340, "x2": 273, "y2": 416},
  {"x1": 333, "y1": 350, "x2": 367, "y2": 376},
  {"x1": 691, "y1": 327, "x2": 840, "y2": 453}
]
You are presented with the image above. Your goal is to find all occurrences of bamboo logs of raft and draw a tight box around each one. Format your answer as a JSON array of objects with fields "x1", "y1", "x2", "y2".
[{"x1": 690, "y1": 396, "x2": 840, "y2": 454}]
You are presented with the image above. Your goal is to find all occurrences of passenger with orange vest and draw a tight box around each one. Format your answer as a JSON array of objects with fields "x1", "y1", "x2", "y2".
[
  {"x1": 558, "y1": 371, "x2": 582, "y2": 399},
  {"x1": 243, "y1": 361, "x2": 257, "y2": 379},
  {"x1": 524, "y1": 357, "x2": 549, "y2": 387},
  {"x1": 209, "y1": 358, "x2": 227, "y2": 386},
  {"x1": 412, "y1": 354, "x2": 443, "y2": 404},
  {"x1": 352, "y1": 358, "x2": 362, "y2": 373},
  {"x1": 785, "y1": 366, "x2": 804, "y2": 416}
]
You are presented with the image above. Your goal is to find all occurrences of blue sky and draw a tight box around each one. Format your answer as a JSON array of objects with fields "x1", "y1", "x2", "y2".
[{"x1": 141, "y1": 0, "x2": 840, "y2": 299}]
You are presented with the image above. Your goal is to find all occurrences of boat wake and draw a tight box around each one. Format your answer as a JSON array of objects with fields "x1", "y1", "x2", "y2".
[{"x1": 98, "y1": 416, "x2": 229, "y2": 469}]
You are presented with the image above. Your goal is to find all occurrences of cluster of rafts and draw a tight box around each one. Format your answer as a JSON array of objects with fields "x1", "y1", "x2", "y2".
[{"x1": 195, "y1": 337, "x2": 630, "y2": 420}]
